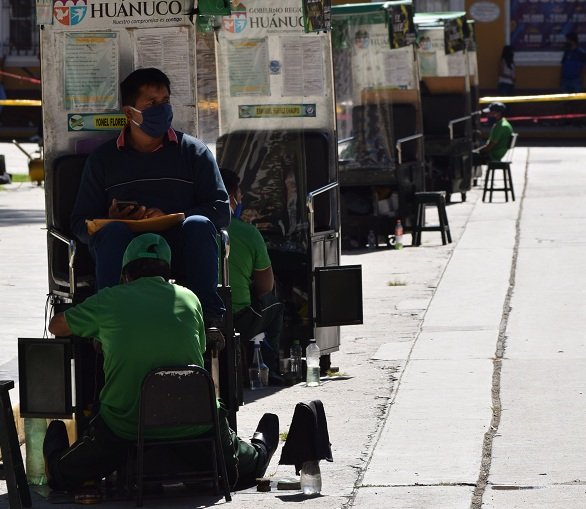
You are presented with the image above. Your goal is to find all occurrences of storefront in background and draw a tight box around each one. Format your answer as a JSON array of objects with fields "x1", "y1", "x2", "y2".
[
  {"x1": 467, "y1": 0, "x2": 584, "y2": 92},
  {"x1": 335, "y1": 0, "x2": 583, "y2": 93}
]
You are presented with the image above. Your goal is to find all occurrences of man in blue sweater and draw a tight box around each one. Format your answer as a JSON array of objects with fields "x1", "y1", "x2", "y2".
[{"x1": 70, "y1": 68, "x2": 230, "y2": 328}]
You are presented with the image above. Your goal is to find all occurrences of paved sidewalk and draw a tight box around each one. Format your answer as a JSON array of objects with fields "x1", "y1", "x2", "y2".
[{"x1": 1, "y1": 144, "x2": 585, "y2": 508}]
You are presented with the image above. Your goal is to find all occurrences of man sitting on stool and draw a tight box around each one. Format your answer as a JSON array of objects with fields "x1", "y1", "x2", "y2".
[
  {"x1": 220, "y1": 168, "x2": 284, "y2": 384},
  {"x1": 44, "y1": 234, "x2": 279, "y2": 491},
  {"x1": 473, "y1": 102, "x2": 513, "y2": 166}
]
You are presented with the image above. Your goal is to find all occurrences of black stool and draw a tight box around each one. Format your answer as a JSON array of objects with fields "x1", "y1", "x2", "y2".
[
  {"x1": 0, "y1": 381, "x2": 31, "y2": 508},
  {"x1": 412, "y1": 192, "x2": 452, "y2": 246},
  {"x1": 482, "y1": 161, "x2": 515, "y2": 202}
]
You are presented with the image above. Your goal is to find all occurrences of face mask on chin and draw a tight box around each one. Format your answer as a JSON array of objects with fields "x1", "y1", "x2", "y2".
[{"x1": 129, "y1": 102, "x2": 173, "y2": 138}]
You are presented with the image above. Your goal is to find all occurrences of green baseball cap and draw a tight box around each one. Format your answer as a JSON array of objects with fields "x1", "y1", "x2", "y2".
[{"x1": 122, "y1": 233, "x2": 172, "y2": 270}]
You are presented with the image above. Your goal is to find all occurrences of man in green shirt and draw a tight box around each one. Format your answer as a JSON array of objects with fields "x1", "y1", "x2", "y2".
[
  {"x1": 473, "y1": 102, "x2": 514, "y2": 165},
  {"x1": 220, "y1": 169, "x2": 283, "y2": 383},
  {"x1": 44, "y1": 234, "x2": 278, "y2": 491}
]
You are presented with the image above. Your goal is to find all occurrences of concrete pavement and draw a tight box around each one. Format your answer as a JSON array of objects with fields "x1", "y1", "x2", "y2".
[{"x1": 0, "y1": 144, "x2": 585, "y2": 508}]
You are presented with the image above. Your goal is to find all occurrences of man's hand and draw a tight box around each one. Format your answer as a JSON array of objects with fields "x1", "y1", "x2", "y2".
[
  {"x1": 109, "y1": 199, "x2": 147, "y2": 220},
  {"x1": 49, "y1": 312, "x2": 73, "y2": 337},
  {"x1": 143, "y1": 207, "x2": 166, "y2": 219}
]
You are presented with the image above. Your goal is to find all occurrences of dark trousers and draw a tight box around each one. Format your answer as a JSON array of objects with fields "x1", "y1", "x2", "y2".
[
  {"x1": 233, "y1": 293, "x2": 284, "y2": 375},
  {"x1": 88, "y1": 216, "x2": 224, "y2": 318},
  {"x1": 47, "y1": 412, "x2": 262, "y2": 491},
  {"x1": 472, "y1": 152, "x2": 490, "y2": 167}
]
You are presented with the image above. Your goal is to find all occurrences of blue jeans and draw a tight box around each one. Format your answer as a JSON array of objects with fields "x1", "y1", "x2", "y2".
[
  {"x1": 88, "y1": 216, "x2": 225, "y2": 318},
  {"x1": 561, "y1": 78, "x2": 583, "y2": 93},
  {"x1": 497, "y1": 82, "x2": 514, "y2": 96}
]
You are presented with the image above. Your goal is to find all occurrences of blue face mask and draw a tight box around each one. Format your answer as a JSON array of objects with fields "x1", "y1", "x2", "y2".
[
  {"x1": 233, "y1": 202, "x2": 243, "y2": 219},
  {"x1": 130, "y1": 102, "x2": 173, "y2": 138}
]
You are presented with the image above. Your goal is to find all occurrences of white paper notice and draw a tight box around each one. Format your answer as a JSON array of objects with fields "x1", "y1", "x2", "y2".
[
  {"x1": 281, "y1": 37, "x2": 324, "y2": 97},
  {"x1": 383, "y1": 47, "x2": 415, "y2": 89},
  {"x1": 133, "y1": 27, "x2": 193, "y2": 105},
  {"x1": 226, "y1": 38, "x2": 270, "y2": 97},
  {"x1": 64, "y1": 32, "x2": 119, "y2": 110},
  {"x1": 447, "y1": 53, "x2": 467, "y2": 76}
]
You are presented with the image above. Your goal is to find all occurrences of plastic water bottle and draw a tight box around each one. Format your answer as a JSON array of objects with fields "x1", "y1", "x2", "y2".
[
  {"x1": 25, "y1": 417, "x2": 48, "y2": 485},
  {"x1": 289, "y1": 340, "x2": 303, "y2": 381},
  {"x1": 305, "y1": 339, "x2": 320, "y2": 387},
  {"x1": 300, "y1": 460, "x2": 322, "y2": 494},
  {"x1": 394, "y1": 220, "x2": 404, "y2": 250},
  {"x1": 249, "y1": 333, "x2": 269, "y2": 390},
  {"x1": 367, "y1": 230, "x2": 376, "y2": 249}
]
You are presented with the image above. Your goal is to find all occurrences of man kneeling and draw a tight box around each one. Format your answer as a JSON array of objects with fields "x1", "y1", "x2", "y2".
[{"x1": 44, "y1": 233, "x2": 278, "y2": 491}]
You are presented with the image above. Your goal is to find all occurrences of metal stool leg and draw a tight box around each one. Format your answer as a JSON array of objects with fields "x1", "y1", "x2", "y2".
[
  {"x1": 0, "y1": 381, "x2": 31, "y2": 508},
  {"x1": 438, "y1": 207, "x2": 447, "y2": 245},
  {"x1": 412, "y1": 203, "x2": 423, "y2": 246},
  {"x1": 482, "y1": 166, "x2": 491, "y2": 202},
  {"x1": 439, "y1": 201, "x2": 452, "y2": 244},
  {"x1": 506, "y1": 165, "x2": 515, "y2": 201},
  {"x1": 437, "y1": 198, "x2": 451, "y2": 245}
]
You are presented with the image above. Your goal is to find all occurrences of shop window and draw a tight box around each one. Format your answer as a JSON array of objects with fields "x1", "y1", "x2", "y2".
[
  {"x1": 416, "y1": 0, "x2": 464, "y2": 12},
  {"x1": 8, "y1": 0, "x2": 37, "y2": 54}
]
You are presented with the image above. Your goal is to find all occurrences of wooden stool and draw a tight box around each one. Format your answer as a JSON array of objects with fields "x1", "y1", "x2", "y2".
[
  {"x1": 412, "y1": 192, "x2": 452, "y2": 246},
  {"x1": 0, "y1": 381, "x2": 31, "y2": 508},
  {"x1": 482, "y1": 161, "x2": 515, "y2": 202}
]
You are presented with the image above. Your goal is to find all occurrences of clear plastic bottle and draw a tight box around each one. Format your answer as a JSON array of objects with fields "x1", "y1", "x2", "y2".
[
  {"x1": 300, "y1": 460, "x2": 322, "y2": 494},
  {"x1": 249, "y1": 333, "x2": 269, "y2": 390},
  {"x1": 25, "y1": 417, "x2": 48, "y2": 485},
  {"x1": 394, "y1": 220, "x2": 404, "y2": 250},
  {"x1": 305, "y1": 339, "x2": 320, "y2": 387},
  {"x1": 289, "y1": 340, "x2": 303, "y2": 381}
]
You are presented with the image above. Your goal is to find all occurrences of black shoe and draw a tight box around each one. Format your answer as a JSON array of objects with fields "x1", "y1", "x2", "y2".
[
  {"x1": 43, "y1": 420, "x2": 69, "y2": 484},
  {"x1": 251, "y1": 413, "x2": 279, "y2": 477},
  {"x1": 43, "y1": 420, "x2": 69, "y2": 461}
]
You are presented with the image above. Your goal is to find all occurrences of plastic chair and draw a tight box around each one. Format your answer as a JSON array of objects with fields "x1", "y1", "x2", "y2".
[
  {"x1": 482, "y1": 133, "x2": 518, "y2": 203},
  {"x1": 134, "y1": 365, "x2": 231, "y2": 506}
]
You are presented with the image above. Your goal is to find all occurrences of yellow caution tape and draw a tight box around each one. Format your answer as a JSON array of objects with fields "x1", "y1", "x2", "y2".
[
  {"x1": 0, "y1": 99, "x2": 42, "y2": 106},
  {"x1": 480, "y1": 93, "x2": 586, "y2": 104}
]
